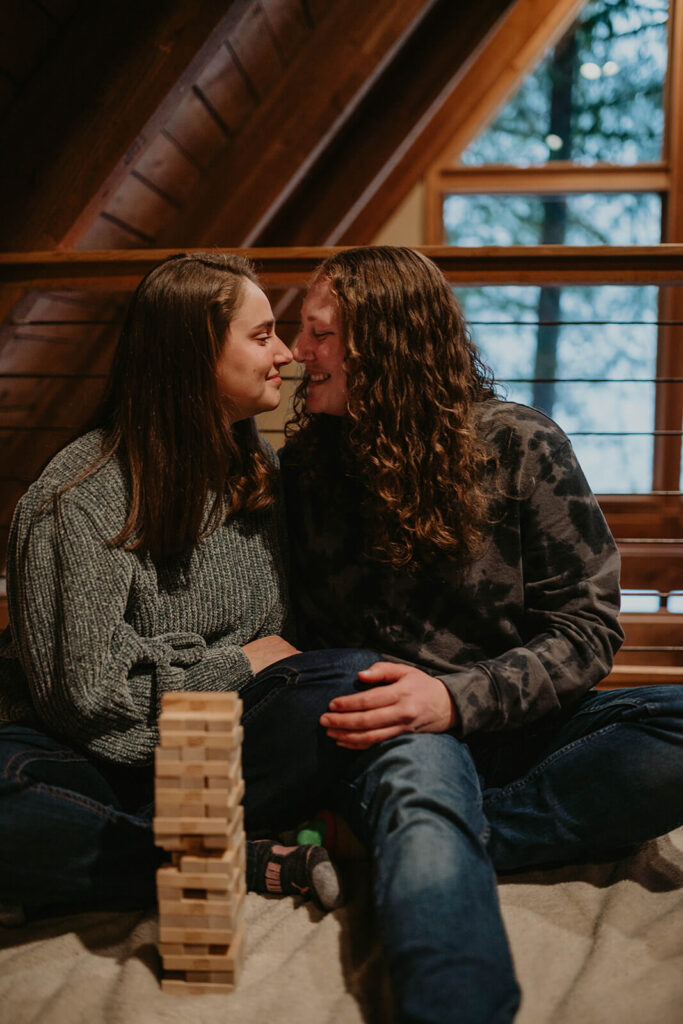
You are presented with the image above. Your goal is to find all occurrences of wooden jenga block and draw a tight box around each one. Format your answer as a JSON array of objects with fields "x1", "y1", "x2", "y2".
[
  {"x1": 155, "y1": 692, "x2": 246, "y2": 995},
  {"x1": 159, "y1": 924, "x2": 241, "y2": 945},
  {"x1": 161, "y1": 692, "x2": 242, "y2": 714},
  {"x1": 154, "y1": 744, "x2": 242, "y2": 775},
  {"x1": 159, "y1": 721, "x2": 241, "y2": 749},
  {"x1": 158, "y1": 889, "x2": 243, "y2": 921},
  {"x1": 159, "y1": 921, "x2": 246, "y2": 993},
  {"x1": 161, "y1": 979, "x2": 234, "y2": 995},
  {"x1": 157, "y1": 851, "x2": 244, "y2": 895}
]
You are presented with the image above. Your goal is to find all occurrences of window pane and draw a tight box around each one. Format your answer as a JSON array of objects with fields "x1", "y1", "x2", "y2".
[
  {"x1": 455, "y1": 284, "x2": 658, "y2": 493},
  {"x1": 444, "y1": 193, "x2": 662, "y2": 246},
  {"x1": 461, "y1": 0, "x2": 668, "y2": 167}
]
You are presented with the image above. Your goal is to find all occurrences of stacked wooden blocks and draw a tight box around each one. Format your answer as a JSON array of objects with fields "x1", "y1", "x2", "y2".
[{"x1": 153, "y1": 691, "x2": 247, "y2": 995}]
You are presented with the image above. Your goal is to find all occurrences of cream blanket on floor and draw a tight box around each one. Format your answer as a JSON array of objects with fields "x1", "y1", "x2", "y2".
[{"x1": 1, "y1": 827, "x2": 682, "y2": 1023}]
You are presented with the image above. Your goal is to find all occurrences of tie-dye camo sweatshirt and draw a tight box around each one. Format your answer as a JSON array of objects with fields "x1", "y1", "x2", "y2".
[{"x1": 280, "y1": 400, "x2": 624, "y2": 737}]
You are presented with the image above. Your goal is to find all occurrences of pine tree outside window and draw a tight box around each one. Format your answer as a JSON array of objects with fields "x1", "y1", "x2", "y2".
[{"x1": 428, "y1": 0, "x2": 681, "y2": 497}]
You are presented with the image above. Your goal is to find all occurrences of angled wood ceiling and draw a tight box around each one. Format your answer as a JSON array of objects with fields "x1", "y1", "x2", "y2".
[{"x1": 0, "y1": 0, "x2": 516, "y2": 569}]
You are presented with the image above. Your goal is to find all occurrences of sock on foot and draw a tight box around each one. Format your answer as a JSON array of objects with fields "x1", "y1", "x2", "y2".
[{"x1": 247, "y1": 840, "x2": 344, "y2": 912}]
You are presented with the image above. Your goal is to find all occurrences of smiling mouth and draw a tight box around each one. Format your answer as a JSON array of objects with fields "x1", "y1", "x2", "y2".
[{"x1": 308, "y1": 373, "x2": 331, "y2": 383}]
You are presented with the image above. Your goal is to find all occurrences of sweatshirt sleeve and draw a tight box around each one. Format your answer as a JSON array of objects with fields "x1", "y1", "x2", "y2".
[
  {"x1": 8, "y1": 494, "x2": 253, "y2": 764},
  {"x1": 440, "y1": 436, "x2": 624, "y2": 736}
]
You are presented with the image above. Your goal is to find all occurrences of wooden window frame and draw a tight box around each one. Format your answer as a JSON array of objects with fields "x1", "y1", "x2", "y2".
[{"x1": 426, "y1": 0, "x2": 683, "y2": 492}]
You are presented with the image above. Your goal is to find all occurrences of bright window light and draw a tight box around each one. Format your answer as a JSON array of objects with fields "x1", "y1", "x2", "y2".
[{"x1": 580, "y1": 61, "x2": 602, "y2": 79}]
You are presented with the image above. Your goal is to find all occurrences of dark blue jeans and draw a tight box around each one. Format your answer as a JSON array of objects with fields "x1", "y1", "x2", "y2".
[
  {"x1": 2, "y1": 653, "x2": 682, "y2": 1024},
  {"x1": 340, "y1": 684, "x2": 683, "y2": 1024},
  {"x1": 0, "y1": 649, "x2": 375, "y2": 912}
]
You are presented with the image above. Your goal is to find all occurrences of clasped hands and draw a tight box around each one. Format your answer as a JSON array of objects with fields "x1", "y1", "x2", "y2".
[{"x1": 320, "y1": 662, "x2": 457, "y2": 750}]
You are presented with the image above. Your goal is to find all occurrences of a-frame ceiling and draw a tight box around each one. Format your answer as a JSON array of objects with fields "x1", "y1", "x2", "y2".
[{"x1": 0, "y1": 0, "x2": 516, "y2": 568}]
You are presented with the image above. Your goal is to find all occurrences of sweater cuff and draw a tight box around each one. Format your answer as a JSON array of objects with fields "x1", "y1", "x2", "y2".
[
  {"x1": 439, "y1": 666, "x2": 501, "y2": 737},
  {"x1": 182, "y1": 642, "x2": 254, "y2": 693}
]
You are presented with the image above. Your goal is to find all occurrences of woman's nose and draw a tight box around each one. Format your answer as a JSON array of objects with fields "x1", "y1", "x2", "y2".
[
  {"x1": 274, "y1": 334, "x2": 293, "y2": 366},
  {"x1": 292, "y1": 335, "x2": 307, "y2": 363}
]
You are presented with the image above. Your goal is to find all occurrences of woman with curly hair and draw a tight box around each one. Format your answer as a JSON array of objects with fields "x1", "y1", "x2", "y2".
[{"x1": 281, "y1": 245, "x2": 683, "y2": 1023}]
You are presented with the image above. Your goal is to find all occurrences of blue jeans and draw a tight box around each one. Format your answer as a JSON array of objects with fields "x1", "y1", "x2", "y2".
[
  {"x1": 0, "y1": 648, "x2": 376, "y2": 912},
  {"x1": 338, "y1": 684, "x2": 683, "y2": 1023},
  {"x1": 2, "y1": 657, "x2": 682, "y2": 1024}
]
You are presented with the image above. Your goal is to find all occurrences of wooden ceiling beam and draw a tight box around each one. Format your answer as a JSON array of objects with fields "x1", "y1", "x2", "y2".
[
  {"x1": 3, "y1": 246, "x2": 683, "y2": 289},
  {"x1": 252, "y1": 0, "x2": 516, "y2": 246},
  {"x1": 0, "y1": 0, "x2": 245, "y2": 252},
  {"x1": 183, "y1": 0, "x2": 437, "y2": 248}
]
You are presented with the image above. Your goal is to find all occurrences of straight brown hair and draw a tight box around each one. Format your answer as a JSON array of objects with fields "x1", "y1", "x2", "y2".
[{"x1": 75, "y1": 252, "x2": 276, "y2": 561}]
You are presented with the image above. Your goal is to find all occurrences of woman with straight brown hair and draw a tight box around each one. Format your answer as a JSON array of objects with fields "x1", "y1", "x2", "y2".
[
  {"x1": 281, "y1": 245, "x2": 683, "y2": 1023},
  {"x1": 0, "y1": 251, "x2": 375, "y2": 920}
]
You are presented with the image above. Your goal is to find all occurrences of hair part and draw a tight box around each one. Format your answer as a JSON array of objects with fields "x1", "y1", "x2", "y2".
[
  {"x1": 286, "y1": 245, "x2": 498, "y2": 567},
  {"x1": 67, "y1": 251, "x2": 276, "y2": 562}
]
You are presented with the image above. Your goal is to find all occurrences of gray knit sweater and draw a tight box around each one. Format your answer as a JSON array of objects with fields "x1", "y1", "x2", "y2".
[{"x1": 0, "y1": 431, "x2": 290, "y2": 765}]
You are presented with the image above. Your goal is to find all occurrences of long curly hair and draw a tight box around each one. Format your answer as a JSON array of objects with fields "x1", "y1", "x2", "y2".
[
  {"x1": 65, "y1": 252, "x2": 276, "y2": 562},
  {"x1": 285, "y1": 246, "x2": 498, "y2": 567}
]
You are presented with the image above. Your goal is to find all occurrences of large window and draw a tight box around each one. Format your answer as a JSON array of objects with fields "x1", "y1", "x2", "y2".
[
  {"x1": 428, "y1": 0, "x2": 681, "y2": 495},
  {"x1": 461, "y1": 0, "x2": 668, "y2": 168}
]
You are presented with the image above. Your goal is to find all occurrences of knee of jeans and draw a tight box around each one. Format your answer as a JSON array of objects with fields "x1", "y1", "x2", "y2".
[
  {"x1": 350, "y1": 733, "x2": 487, "y2": 843},
  {"x1": 360, "y1": 732, "x2": 480, "y2": 796}
]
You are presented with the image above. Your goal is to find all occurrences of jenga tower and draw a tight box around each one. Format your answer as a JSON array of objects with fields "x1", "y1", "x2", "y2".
[{"x1": 153, "y1": 691, "x2": 246, "y2": 995}]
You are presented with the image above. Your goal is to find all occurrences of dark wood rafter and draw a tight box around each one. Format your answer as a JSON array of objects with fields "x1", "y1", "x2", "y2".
[
  {"x1": 260, "y1": 0, "x2": 310, "y2": 63},
  {"x1": 0, "y1": 0, "x2": 79, "y2": 121},
  {"x1": 250, "y1": 0, "x2": 516, "y2": 247},
  {"x1": 182, "y1": 0, "x2": 437, "y2": 248},
  {"x1": 0, "y1": 0, "x2": 244, "y2": 252}
]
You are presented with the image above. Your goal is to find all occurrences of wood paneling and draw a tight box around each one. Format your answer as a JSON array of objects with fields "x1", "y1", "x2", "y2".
[
  {"x1": 190, "y1": 0, "x2": 436, "y2": 247},
  {"x1": 195, "y1": 45, "x2": 256, "y2": 137},
  {"x1": 0, "y1": 0, "x2": 235, "y2": 251},
  {"x1": 152, "y1": 89, "x2": 231, "y2": 174},
  {"x1": 133, "y1": 135, "x2": 203, "y2": 207},
  {"x1": 261, "y1": 0, "x2": 309, "y2": 63},
  {"x1": 254, "y1": 0, "x2": 515, "y2": 246},
  {"x1": 227, "y1": 3, "x2": 285, "y2": 100},
  {"x1": 0, "y1": 0, "x2": 54, "y2": 83}
]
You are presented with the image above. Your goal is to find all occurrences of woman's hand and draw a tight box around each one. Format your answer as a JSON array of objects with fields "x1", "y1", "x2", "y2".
[
  {"x1": 319, "y1": 662, "x2": 457, "y2": 749},
  {"x1": 242, "y1": 635, "x2": 301, "y2": 673}
]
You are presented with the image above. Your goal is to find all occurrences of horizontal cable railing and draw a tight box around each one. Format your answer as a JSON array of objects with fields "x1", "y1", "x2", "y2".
[{"x1": 1, "y1": 246, "x2": 682, "y2": 643}]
